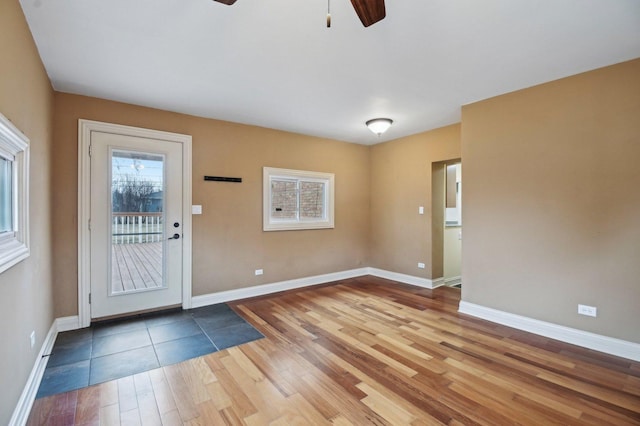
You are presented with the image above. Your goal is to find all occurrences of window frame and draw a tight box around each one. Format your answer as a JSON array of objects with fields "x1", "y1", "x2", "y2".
[
  {"x1": 0, "y1": 113, "x2": 30, "y2": 274},
  {"x1": 263, "y1": 167, "x2": 334, "y2": 231}
]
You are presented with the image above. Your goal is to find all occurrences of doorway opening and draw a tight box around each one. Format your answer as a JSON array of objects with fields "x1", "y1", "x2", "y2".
[{"x1": 431, "y1": 159, "x2": 462, "y2": 289}]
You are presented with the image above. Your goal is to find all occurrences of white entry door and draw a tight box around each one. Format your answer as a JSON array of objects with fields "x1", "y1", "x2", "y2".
[{"x1": 89, "y1": 131, "x2": 184, "y2": 319}]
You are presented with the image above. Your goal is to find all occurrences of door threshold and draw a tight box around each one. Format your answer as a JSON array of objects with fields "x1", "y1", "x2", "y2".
[{"x1": 91, "y1": 304, "x2": 183, "y2": 326}]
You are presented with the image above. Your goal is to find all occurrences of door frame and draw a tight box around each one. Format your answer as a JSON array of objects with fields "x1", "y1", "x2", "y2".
[{"x1": 78, "y1": 119, "x2": 193, "y2": 328}]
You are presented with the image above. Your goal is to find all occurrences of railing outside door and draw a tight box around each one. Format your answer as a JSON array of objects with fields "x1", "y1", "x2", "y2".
[{"x1": 112, "y1": 212, "x2": 163, "y2": 244}]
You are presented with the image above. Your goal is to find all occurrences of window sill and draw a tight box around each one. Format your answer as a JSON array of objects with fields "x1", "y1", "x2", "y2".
[
  {"x1": 0, "y1": 239, "x2": 29, "y2": 274},
  {"x1": 264, "y1": 221, "x2": 334, "y2": 231}
]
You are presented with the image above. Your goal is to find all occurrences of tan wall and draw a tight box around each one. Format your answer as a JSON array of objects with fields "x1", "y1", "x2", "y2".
[
  {"x1": 53, "y1": 94, "x2": 371, "y2": 317},
  {"x1": 461, "y1": 58, "x2": 640, "y2": 343},
  {"x1": 0, "y1": 1, "x2": 54, "y2": 423},
  {"x1": 430, "y1": 162, "x2": 446, "y2": 279},
  {"x1": 370, "y1": 125, "x2": 461, "y2": 279}
]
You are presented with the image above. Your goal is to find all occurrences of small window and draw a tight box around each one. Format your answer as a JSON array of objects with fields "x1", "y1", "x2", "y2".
[
  {"x1": 263, "y1": 167, "x2": 334, "y2": 231},
  {"x1": 0, "y1": 113, "x2": 29, "y2": 273}
]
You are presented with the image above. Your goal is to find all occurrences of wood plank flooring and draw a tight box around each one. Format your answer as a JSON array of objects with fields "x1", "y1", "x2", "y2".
[
  {"x1": 111, "y1": 242, "x2": 163, "y2": 293},
  {"x1": 27, "y1": 276, "x2": 640, "y2": 425}
]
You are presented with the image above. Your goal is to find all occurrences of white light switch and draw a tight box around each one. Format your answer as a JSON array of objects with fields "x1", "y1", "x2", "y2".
[
  {"x1": 192, "y1": 205, "x2": 202, "y2": 215},
  {"x1": 418, "y1": 206, "x2": 424, "y2": 215}
]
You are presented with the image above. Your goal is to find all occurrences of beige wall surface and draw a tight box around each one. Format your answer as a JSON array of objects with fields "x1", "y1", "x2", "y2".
[
  {"x1": 53, "y1": 94, "x2": 371, "y2": 317},
  {"x1": 370, "y1": 125, "x2": 461, "y2": 279},
  {"x1": 0, "y1": 1, "x2": 55, "y2": 423},
  {"x1": 461, "y1": 58, "x2": 640, "y2": 343}
]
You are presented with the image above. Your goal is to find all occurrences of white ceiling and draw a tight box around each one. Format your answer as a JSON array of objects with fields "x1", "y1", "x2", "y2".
[{"x1": 19, "y1": 0, "x2": 640, "y2": 145}]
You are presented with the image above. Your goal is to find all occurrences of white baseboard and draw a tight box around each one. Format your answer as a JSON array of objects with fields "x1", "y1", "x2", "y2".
[
  {"x1": 459, "y1": 301, "x2": 640, "y2": 362},
  {"x1": 55, "y1": 316, "x2": 80, "y2": 332},
  {"x1": 368, "y1": 268, "x2": 444, "y2": 289},
  {"x1": 192, "y1": 267, "x2": 448, "y2": 308},
  {"x1": 191, "y1": 268, "x2": 370, "y2": 308},
  {"x1": 9, "y1": 320, "x2": 59, "y2": 426},
  {"x1": 431, "y1": 277, "x2": 445, "y2": 288},
  {"x1": 444, "y1": 276, "x2": 461, "y2": 287}
]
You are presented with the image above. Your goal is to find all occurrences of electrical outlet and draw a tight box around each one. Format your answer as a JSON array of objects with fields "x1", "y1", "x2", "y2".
[
  {"x1": 578, "y1": 304, "x2": 597, "y2": 317},
  {"x1": 418, "y1": 206, "x2": 424, "y2": 215},
  {"x1": 255, "y1": 269, "x2": 263, "y2": 276},
  {"x1": 417, "y1": 262, "x2": 425, "y2": 269},
  {"x1": 30, "y1": 331, "x2": 35, "y2": 349}
]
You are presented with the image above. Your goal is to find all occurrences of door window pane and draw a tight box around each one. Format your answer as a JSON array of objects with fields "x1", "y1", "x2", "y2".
[{"x1": 110, "y1": 150, "x2": 165, "y2": 295}]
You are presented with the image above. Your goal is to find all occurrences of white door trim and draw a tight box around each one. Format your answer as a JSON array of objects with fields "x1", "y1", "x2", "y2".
[{"x1": 78, "y1": 120, "x2": 193, "y2": 328}]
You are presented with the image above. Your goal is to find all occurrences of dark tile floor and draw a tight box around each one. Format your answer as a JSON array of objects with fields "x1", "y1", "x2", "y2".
[{"x1": 36, "y1": 303, "x2": 263, "y2": 398}]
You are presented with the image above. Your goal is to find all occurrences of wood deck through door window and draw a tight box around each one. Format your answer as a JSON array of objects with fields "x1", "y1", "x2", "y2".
[
  {"x1": 111, "y1": 242, "x2": 163, "y2": 293},
  {"x1": 28, "y1": 276, "x2": 640, "y2": 425}
]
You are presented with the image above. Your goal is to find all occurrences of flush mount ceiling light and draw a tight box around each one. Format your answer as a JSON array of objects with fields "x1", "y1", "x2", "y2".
[{"x1": 366, "y1": 118, "x2": 393, "y2": 136}]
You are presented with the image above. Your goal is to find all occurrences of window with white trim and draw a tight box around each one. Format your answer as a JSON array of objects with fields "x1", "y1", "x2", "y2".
[
  {"x1": 263, "y1": 167, "x2": 334, "y2": 231},
  {"x1": 0, "y1": 113, "x2": 29, "y2": 273}
]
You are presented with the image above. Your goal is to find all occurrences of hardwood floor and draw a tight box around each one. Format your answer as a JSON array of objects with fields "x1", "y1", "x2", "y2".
[{"x1": 27, "y1": 276, "x2": 640, "y2": 425}]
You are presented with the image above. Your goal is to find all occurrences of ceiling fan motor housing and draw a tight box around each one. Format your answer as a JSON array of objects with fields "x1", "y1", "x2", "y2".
[{"x1": 212, "y1": 0, "x2": 386, "y2": 27}]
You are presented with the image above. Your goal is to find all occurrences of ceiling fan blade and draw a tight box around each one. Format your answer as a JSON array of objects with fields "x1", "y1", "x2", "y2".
[
  {"x1": 213, "y1": 0, "x2": 237, "y2": 5},
  {"x1": 350, "y1": 0, "x2": 385, "y2": 27}
]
